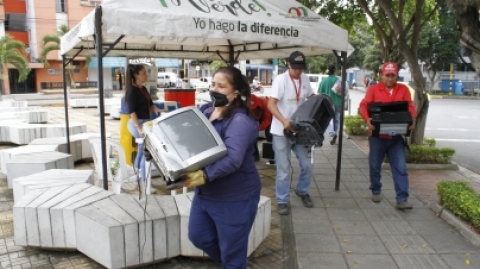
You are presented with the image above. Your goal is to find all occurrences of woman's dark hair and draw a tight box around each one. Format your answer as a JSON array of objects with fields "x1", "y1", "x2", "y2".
[
  {"x1": 213, "y1": 67, "x2": 253, "y2": 119},
  {"x1": 125, "y1": 64, "x2": 146, "y2": 88}
]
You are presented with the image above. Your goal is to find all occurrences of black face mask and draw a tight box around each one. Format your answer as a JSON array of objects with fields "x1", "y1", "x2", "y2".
[{"x1": 209, "y1": 91, "x2": 231, "y2": 107}]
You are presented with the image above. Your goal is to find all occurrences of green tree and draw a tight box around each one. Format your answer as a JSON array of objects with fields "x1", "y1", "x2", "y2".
[
  {"x1": 443, "y1": 0, "x2": 480, "y2": 78},
  {"x1": 39, "y1": 24, "x2": 76, "y2": 89},
  {"x1": 418, "y1": 5, "x2": 460, "y2": 93},
  {"x1": 209, "y1": 61, "x2": 227, "y2": 72},
  {"x1": 0, "y1": 35, "x2": 31, "y2": 97}
]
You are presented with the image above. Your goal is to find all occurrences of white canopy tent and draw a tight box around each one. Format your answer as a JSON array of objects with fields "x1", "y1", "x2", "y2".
[{"x1": 60, "y1": 0, "x2": 352, "y2": 190}]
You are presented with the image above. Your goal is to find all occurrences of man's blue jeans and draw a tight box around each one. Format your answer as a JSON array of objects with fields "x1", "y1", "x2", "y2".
[
  {"x1": 327, "y1": 106, "x2": 341, "y2": 137},
  {"x1": 273, "y1": 135, "x2": 312, "y2": 204},
  {"x1": 188, "y1": 195, "x2": 259, "y2": 269},
  {"x1": 369, "y1": 136, "x2": 409, "y2": 202},
  {"x1": 127, "y1": 118, "x2": 148, "y2": 181}
]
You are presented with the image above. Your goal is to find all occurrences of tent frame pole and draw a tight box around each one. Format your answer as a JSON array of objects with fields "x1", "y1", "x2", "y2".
[
  {"x1": 95, "y1": 6, "x2": 109, "y2": 191},
  {"x1": 61, "y1": 56, "x2": 71, "y2": 154},
  {"x1": 332, "y1": 50, "x2": 348, "y2": 191}
]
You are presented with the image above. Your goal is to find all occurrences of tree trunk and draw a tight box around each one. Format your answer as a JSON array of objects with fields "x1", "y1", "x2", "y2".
[{"x1": 399, "y1": 46, "x2": 429, "y2": 145}]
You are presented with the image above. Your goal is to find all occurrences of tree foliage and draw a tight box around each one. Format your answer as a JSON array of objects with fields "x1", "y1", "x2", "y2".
[
  {"x1": 444, "y1": 0, "x2": 480, "y2": 77},
  {"x1": 0, "y1": 35, "x2": 31, "y2": 95}
]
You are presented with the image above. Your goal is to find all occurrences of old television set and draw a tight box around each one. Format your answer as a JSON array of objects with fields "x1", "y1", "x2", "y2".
[
  {"x1": 368, "y1": 101, "x2": 413, "y2": 137},
  {"x1": 143, "y1": 106, "x2": 227, "y2": 183},
  {"x1": 284, "y1": 94, "x2": 334, "y2": 146}
]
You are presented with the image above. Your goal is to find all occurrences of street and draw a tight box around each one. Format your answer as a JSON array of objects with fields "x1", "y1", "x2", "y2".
[{"x1": 348, "y1": 89, "x2": 480, "y2": 174}]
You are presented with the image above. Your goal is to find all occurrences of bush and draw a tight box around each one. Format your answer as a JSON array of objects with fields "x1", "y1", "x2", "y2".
[
  {"x1": 406, "y1": 138, "x2": 455, "y2": 164},
  {"x1": 344, "y1": 115, "x2": 368, "y2": 135},
  {"x1": 437, "y1": 180, "x2": 480, "y2": 230}
]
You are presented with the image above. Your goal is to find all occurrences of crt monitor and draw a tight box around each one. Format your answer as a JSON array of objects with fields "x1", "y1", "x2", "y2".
[
  {"x1": 143, "y1": 106, "x2": 227, "y2": 182},
  {"x1": 284, "y1": 94, "x2": 334, "y2": 146}
]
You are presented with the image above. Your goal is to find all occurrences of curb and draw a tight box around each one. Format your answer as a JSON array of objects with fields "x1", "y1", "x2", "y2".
[{"x1": 431, "y1": 203, "x2": 480, "y2": 247}]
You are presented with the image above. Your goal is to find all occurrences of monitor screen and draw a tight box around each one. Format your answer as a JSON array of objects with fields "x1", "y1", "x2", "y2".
[
  {"x1": 157, "y1": 110, "x2": 219, "y2": 161},
  {"x1": 143, "y1": 106, "x2": 227, "y2": 181}
]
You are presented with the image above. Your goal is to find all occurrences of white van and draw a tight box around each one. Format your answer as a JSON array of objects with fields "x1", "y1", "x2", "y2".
[
  {"x1": 306, "y1": 74, "x2": 328, "y2": 91},
  {"x1": 157, "y1": 72, "x2": 178, "y2": 88}
]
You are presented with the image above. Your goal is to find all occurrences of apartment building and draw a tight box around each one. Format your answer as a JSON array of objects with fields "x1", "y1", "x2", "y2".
[{"x1": 1, "y1": 0, "x2": 98, "y2": 95}]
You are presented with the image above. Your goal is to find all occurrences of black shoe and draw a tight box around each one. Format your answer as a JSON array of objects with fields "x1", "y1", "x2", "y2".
[
  {"x1": 372, "y1": 194, "x2": 382, "y2": 203},
  {"x1": 277, "y1": 203, "x2": 290, "y2": 215},
  {"x1": 254, "y1": 155, "x2": 260, "y2": 162},
  {"x1": 266, "y1": 160, "x2": 276, "y2": 165},
  {"x1": 396, "y1": 201, "x2": 413, "y2": 210},
  {"x1": 295, "y1": 190, "x2": 314, "y2": 207},
  {"x1": 330, "y1": 134, "x2": 337, "y2": 145}
]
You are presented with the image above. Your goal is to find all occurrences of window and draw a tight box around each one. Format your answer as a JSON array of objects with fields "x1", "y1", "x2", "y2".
[
  {"x1": 47, "y1": 69, "x2": 61, "y2": 75},
  {"x1": 5, "y1": 14, "x2": 27, "y2": 31},
  {"x1": 55, "y1": 0, "x2": 67, "y2": 13},
  {"x1": 73, "y1": 69, "x2": 81, "y2": 73}
]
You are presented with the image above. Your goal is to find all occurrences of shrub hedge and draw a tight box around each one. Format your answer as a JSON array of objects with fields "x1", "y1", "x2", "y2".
[
  {"x1": 437, "y1": 180, "x2": 480, "y2": 230},
  {"x1": 406, "y1": 139, "x2": 455, "y2": 164},
  {"x1": 344, "y1": 115, "x2": 368, "y2": 135}
]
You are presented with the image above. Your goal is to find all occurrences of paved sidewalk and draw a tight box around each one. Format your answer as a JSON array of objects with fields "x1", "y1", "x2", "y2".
[{"x1": 0, "y1": 104, "x2": 479, "y2": 268}]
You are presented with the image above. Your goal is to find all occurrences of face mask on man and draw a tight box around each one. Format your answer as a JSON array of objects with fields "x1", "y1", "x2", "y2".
[{"x1": 209, "y1": 91, "x2": 236, "y2": 107}]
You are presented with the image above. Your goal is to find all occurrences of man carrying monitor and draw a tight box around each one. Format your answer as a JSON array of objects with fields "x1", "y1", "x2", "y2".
[
  {"x1": 268, "y1": 51, "x2": 316, "y2": 215},
  {"x1": 359, "y1": 62, "x2": 416, "y2": 210}
]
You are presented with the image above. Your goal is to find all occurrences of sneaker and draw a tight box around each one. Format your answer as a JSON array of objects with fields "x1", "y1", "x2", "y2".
[
  {"x1": 330, "y1": 134, "x2": 337, "y2": 145},
  {"x1": 266, "y1": 160, "x2": 276, "y2": 165},
  {"x1": 295, "y1": 190, "x2": 314, "y2": 207},
  {"x1": 372, "y1": 194, "x2": 382, "y2": 203},
  {"x1": 396, "y1": 201, "x2": 413, "y2": 210},
  {"x1": 277, "y1": 203, "x2": 290, "y2": 215}
]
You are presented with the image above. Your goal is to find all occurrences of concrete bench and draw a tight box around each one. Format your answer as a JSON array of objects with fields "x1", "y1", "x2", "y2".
[
  {"x1": 12, "y1": 184, "x2": 271, "y2": 269},
  {"x1": 0, "y1": 145, "x2": 59, "y2": 175},
  {"x1": 0, "y1": 110, "x2": 50, "y2": 123},
  {"x1": 0, "y1": 100, "x2": 28, "y2": 107},
  {"x1": 96, "y1": 98, "x2": 121, "y2": 115},
  {"x1": 6, "y1": 151, "x2": 74, "y2": 188},
  {"x1": 12, "y1": 169, "x2": 94, "y2": 201},
  {"x1": 7, "y1": 123, "x2": 87, "y2": 145},
  {"x1": 0, "y1": 119, "x2": 27, "y2": 143},
  {"x1": 69, "y1": 99, "x2": 98, "y2": 108},
  {"x1": 0, "y1": 106, "x2": 40, "y2": 112}
]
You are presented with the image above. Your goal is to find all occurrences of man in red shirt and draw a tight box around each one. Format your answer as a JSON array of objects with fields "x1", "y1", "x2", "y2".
[
  {"x1": 251, "y1": 94, "x2": 272, "y2": 161},
  {"x1": 359, "y1": 62, "x2": 416, "y2": 210}
]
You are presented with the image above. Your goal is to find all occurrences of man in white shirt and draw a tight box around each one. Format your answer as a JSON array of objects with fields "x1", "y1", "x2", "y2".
[
  {"x1": 267, "y1": 51, "x2": 316, "y2": 215},
  {"x1": 252, "y1": 76, "x2": 260, "y2": 91}
]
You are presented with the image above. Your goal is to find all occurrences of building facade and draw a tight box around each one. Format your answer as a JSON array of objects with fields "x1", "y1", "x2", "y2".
[{"x1": 0, "y1": 0, "x2": 98, "y2": 95}]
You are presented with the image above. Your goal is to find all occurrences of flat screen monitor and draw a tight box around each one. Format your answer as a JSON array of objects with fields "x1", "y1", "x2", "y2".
[{"x1": 144, "y1": 106, "x2": 227, "y2": 182}]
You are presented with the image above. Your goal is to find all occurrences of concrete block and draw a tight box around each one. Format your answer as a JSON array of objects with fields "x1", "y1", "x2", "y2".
[
  {"x1": 109, "y1": 194, "x2": 154, "y2": 264},
  {"x1": 24, "y1": 185, "x2": 72, "y2": 246},
  {"x1": 1, "y1": 145, "x2": 59, "y2": 174},
  {"x1": 30, "y1": 137, "x2": 82, "y2": 162},
  {"x1": 7, "y1": 152, "x2": 74, "y2": 189},
  {"x1": 45, "y1": 123, "x2": 87, "y2": 138},
  {"x1": 13, "y1": 169, "x2": 93, "y2": 201},
  {"x1": 174, "y1": 194, "x2": 204, "y2": 257},
  {"x1": 110, "y1": 105, "x2": 121, "y2": 119},
  {"x1": 8, "y1": 124, "x2": 47, "y2": 145},
  {"x1": 97, "y1": 98, "x2": 120, "y2": 115},
  {"x1": 70, "y1": 132, "x2": 111, "y2": 160},
  {"x1": 91, "y1": 198, "x2": 139, "y2": 267},
  {"x1": 0, "y1": 119, "x2": 27, "y2": 142},
  {"x1": 0, "y1": 110, "x2": 49, "y2": 123},
  {"x1": 13, "y1": 189, "x2": 47, "y2": 246},
  {"x1": 75, "y1": 205, "x2": 125, "y2": 269},
  {"x1": 37, "y1": 183, "x2": 92, "y2": 248},
  {"x1": 50, "y1": 185, "x2": 106, "y2": 248},
  {"x1": 69, "y1": 99, "x2": 98, "y2": 108},
  {"x1": 0, "y1": 100, "x2": 28, "y2": 107},
  {"x1": 138, "y1": 195, "x2": 168, "y2": 261},
  {"x1": 0, "y1": 106, "x2": 40, "y2": 112},
  {"x1": 154, "y1": 195, "x2": 180, "y2": 258},
  {"x1": 63, "y1": 190, "x2": 114, "y2": 248}
]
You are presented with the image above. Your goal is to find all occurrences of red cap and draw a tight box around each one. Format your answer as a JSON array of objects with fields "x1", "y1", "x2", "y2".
[{"x1": 381, "y1": 62, "x2": 398, "y2": 75}]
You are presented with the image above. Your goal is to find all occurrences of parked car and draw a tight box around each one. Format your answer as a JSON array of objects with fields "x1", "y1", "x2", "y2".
[
  {"x1": 189, "y1": 77, "x2": 210, "y2": 92},
  {"x1": 157, "y1": 72, "x2": 178, "y2": 88}
]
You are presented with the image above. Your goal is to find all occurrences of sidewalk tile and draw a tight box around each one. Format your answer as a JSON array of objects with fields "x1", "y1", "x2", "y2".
[
  {"x1": 392, "y1": 254, "x2": 449, "y2": 269},
  {"x1": 440, "y1": 253, "x2": 480, "y2": 269},
  {"x1": 292, "y1": 207, "x2": 328, "y2": 221},
  {"x1": 370, "y1": 220, "x2": 417, "y2": 235},
  {"x1": 322, "y1": 198, "x2": 359, "y2": 208},
  {"x1": 421, "y1": 232, "x2": 479, "y2": 253},
  {"x1": 345, "y1": 254, "x2": 399, "y2": 269},
  {"x1": 295, "y1": 234, "x2": 341, "y2": 252},
  {"x1": 339, "y1": 235, "x2": 389, "y2": 254},
  {"x1": 380, "y1": 235, "x2": 435, "y2": 254},
  {"x1": 297, "y1": 253, "x2": 347, "y2": 269},
  {"x1": 331, "y1": 220, "x2": 376, "y2": 235},
  {"x1": 327, "y1": 208, "x2": 366, "y2": 221},
  {"x1": 362, "y1": 208, "x2": 404, "y2": 221},
  {"x1": 292, "y1": 220, "x2": 334, "y2": 234}
]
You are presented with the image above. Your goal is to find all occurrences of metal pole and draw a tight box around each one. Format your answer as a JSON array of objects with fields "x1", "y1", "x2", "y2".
[
  {"x1": 335, "y1": 51, "x2": 348, "y2": 191},
  {"x1": 95, "y1": 6, "x2": 108, "y2": 190},
  {"x1": 62, "y1": 56, "x2": 71, "y2": 154}
]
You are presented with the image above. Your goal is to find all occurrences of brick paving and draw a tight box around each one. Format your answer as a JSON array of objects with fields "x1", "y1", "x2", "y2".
[{"x1": 1, "y1": 103, "x2": 479, "y2": 268}]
